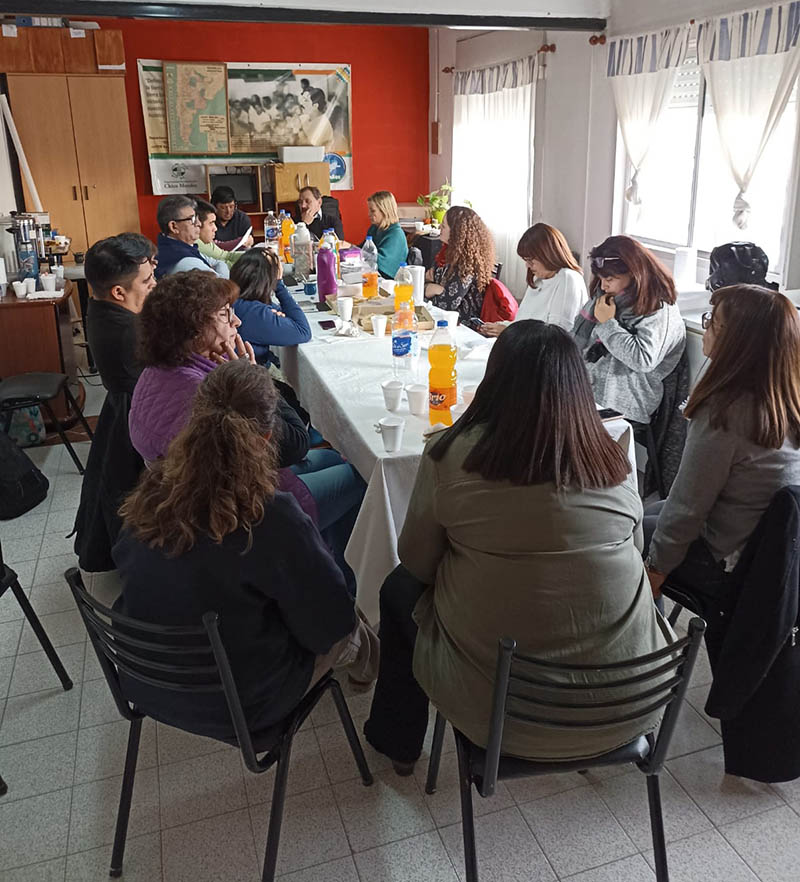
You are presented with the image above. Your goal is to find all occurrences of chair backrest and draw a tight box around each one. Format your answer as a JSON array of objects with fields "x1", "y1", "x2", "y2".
[
  {"x1": 481, "y1": 278, "x2": 518, "y2": 322},
  {"x1": 407, "y1": 246, "x2": 424, "y2": 266},
  {"x1": 492, "y1": 262, "x2": 503, "y2": 280},
  {"x1": 480, "y1": 617, "x2": 706, "y2": 795},
  {"x1": 64, "y1": 567, "x2": 266, "y2": 772}
]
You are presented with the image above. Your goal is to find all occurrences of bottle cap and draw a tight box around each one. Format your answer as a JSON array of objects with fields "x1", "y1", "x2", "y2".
[
  {"x1": 365, "y1": 236, "x2": 373, "y2": 241},
  {"x1": 437, "y1": 320, "x2": 448, "y2": 327}
]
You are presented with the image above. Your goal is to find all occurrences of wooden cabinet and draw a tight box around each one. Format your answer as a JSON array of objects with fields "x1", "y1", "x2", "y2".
[
  {"x1": 67, "y1": 77, "x2": 140, "y2": 243},
  {"x1": 271, "y1": 162, "x2": 331, "y2": 203},
  {"x1": 7, "y1": 74, "x2": 140, "y2": 254},
  {"x1": 0, "y1": 27, "x2": 120, "y2": 74}
]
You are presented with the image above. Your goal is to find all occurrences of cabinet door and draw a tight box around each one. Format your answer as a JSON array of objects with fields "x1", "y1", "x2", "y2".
[
  {"x1": 67, "y1": 76, "x2": 140, "y2": 243},
  {"x1": 61, "y1": 29, "x2": 96, "y2": 73},
  {"x1": 0, "y1": 28, "x2": 33, "y2": 72},
  {"x1": 272, "y1": 162, "x2": 331, "y2": 203},
  {"x1": 6, "y1": 75, "x2": 88, "y2": 254}
]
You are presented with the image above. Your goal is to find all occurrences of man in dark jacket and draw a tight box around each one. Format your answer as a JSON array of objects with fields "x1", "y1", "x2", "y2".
[
  {"x1": 297, "y1": 186, "x2": 344, "y2": 240},
  {"x1": 72, "y1": 234, "x2": 156, "y2": 571}
]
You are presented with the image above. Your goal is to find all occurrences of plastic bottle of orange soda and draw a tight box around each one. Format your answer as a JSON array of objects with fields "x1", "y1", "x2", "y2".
[
  {"x1": 394, "y1": 263, "x2": 414, "y2": 312},
  {"x1": 428, "y1": 320, "x2": 457, "y2": 426}
]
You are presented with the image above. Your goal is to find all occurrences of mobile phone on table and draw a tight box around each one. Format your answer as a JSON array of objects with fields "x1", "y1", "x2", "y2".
[
  {"x1": 318, "y1": 319, "x2": 337, "y2": 330},
  {"x1": 315, "y1": 301, "x2": 332, "y2": 312},
  {"x1": 598, "y1": 408, "x2": 623, "y2": 420}
]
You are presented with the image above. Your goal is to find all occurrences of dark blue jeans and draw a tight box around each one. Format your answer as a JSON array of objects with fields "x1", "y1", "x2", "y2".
[{"x1": 291, "y1": 449, "x2": 366, "y2": 595}]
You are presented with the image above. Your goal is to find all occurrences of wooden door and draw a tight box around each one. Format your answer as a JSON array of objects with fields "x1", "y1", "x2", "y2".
[
  {"x1": 6, "y1": 75, "x2": 88, "y2": 254},
  {"x1": 272, "y1": 162, "x2": 331, "y2": 202},
  {"x1": 61, "y1": 29, "x2": 96, "y2": 73},
  {"x1": 67, "y1": 76, "x2": 140, "y2": 244},
  {"x1": 0, "y1": 28, "x2": 33, "y2": 72},
  {"x1": 30, "y1": 28, "x2": 65, "y2": 73}
]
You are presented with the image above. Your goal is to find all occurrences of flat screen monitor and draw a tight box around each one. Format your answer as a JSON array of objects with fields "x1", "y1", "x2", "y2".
[{"x1": 209, "y1": 173, "x2": 257, "y2": 205}]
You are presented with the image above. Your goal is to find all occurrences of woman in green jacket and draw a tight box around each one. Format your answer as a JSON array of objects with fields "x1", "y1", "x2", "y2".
[
  {"x1": 363, "y1": 190, "x2": 408, "y2": 278},
  {"x1": 364, "y1": 320, "x2": 674, "y2": 773}
]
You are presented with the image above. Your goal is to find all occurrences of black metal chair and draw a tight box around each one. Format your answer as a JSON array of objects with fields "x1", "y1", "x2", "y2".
[
  {"x1": 0, "y1": 540, "x2": 74, "y2": 801},
  {"x1": 492, "y1": 262, "x2": 503, "y2": 280},
  {"x1": 0, "y1": 541, "x2": 73, "y2": 692},
  {"x1": 65, "y1": 567, "x2": 373, "y2": 881},
  {"x1": 425, "y1": 618, "x2": 707, "y2": 882},
  {"x1": 0, "y1": 372, "x2": 93, "y2": 474},
  {"x1": 634, "y1": 422, "x2": 667, "y2": 500}
]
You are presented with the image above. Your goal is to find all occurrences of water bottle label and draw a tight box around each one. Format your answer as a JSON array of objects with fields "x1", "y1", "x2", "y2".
[
  {"x1": 392, "y1": 334, "x2": 412, "y2": 357},
  {"x1": 266, "y1": 227, "x2": 278, "y2": 240},
  {"x1": 429, "y1": 386, "x2": 457, "y2": 410}
]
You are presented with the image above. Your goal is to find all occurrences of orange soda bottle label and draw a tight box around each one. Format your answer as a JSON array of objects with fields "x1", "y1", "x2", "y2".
[{"x1": 429, "y1": 386, "x2": 457, "y2": 410}]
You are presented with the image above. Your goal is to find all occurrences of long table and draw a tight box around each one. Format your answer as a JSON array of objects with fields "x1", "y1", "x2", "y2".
[{"x1": 278, "y1": 292, "x2": 633, "y2": 623}]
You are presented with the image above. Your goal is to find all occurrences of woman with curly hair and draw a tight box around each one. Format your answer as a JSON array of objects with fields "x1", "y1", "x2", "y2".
[
  {"x1": 116, "y1": 359, "x2": 378, "y2": 739},
  {"x1": 129, "y1": 270, "x2": 307, "y2": 466},
  {"x1": 424, "y1": 206, "x2": 495, "y2": 323},
  {"x1": 128, "y1": 270, "x2": 366, "y2": 595}
]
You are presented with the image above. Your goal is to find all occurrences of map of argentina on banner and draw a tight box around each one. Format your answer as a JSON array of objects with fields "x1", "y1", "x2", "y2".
[{"x1": 137, "y1": 59, "x2": 353, "y2": 195}]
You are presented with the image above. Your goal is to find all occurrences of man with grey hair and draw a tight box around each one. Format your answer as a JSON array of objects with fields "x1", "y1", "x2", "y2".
[{"x1": 154, "y1": 195, "x2": 218, "y2": 279}]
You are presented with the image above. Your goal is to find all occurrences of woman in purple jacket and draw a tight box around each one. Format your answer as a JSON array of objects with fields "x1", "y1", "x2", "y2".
[{"x1": 129, "y1": 271, "x2": 365, "y2": 592}]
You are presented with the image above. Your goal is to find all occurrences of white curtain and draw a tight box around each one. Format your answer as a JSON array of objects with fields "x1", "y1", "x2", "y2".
[
  {"x1": 607, "y1": 26, "x2": 691, "y2": 205},
  {"x1": 699, "y1": 3, "x2": 800, "y2": 229},
  {"x1": 451, "y1": 55, "x2": 536, "y2": 299}
]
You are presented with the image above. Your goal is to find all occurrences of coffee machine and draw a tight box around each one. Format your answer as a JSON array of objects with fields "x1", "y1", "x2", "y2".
[{"x1": 4, "y1": 211, "x2": 49, "y2": 279}]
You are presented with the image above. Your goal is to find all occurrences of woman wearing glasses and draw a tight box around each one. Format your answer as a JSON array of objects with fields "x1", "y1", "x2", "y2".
[
  {"x1": 572, "y1": 235, "x2": 685, "y2": 426},
  {"x1": 644, "y1": 284, "x2": 800, "y2": 611},
  {"x1": 128, "y1": 271, "x2": 365, "y2": 595}
]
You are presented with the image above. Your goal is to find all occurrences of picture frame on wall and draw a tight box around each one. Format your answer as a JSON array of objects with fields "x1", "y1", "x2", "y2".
[{"x1": 163, "y1": 61, "x2": 230, "y2": 155}]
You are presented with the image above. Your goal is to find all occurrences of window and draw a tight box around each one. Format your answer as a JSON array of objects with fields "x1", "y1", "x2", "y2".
[{"x1": 622, "y1": 48, "x2": 800, "y2": 273}]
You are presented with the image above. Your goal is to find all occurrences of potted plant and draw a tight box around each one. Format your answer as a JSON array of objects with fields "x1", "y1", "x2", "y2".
[{"x1": 417, "y1": 181, "x2": 453, "y2": 225}]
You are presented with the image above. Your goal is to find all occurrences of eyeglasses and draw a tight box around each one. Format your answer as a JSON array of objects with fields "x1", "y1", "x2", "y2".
[
  {"x1": 173, "y1": 214, "x2": 198, "y2": 226},
  {"x1": 701, "y1": 311, "x2": 713, "y2": 330},
  {"x1": 590, "y1": 256, "x2": 622, "y2": 269},
  {"x1": 217, "y1": 304, "x2": 236, "y2": 325}
]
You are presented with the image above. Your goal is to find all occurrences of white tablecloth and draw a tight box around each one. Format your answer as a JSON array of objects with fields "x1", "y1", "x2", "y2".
[{"x1": 278, "y1": 292, "x2": 633, "y2": 623}]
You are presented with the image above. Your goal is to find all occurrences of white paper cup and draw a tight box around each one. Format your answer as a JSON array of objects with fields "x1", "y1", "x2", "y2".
[
  {"x1": 24, "y1": 277, "x2": 36, "y2": 294},
  {"x1": 41, "y1": 274, "x2": 56, "y2": 292},
  {"x1": 381, "y1": 379, "x2": 404, "y2": 412},
  {"x1": 444, "y1": 310, "x2": 459, "y2": 331},
  {"x1": 374, "y1": 416, "x2": 405, "y2": 453},
  {"x1": 338, "y1": 296, "x2": 354, "y2": 323},
  {"x1": 371, "y1": 314, "x2": 388, "y2": 337},
  {"x1": 12, "y1": 280, "x2": 26, "y2": 298},
  {"x1": 451, "y1": 403, "x2": 468, "y2": 421},
  {"x1": 462, "y1": 384, "x2": 478, "y2": 405},
  {"x1": 54, "y1": 265, "x2": 65, "y2": 279},
  {"x1": 414, "y1": 221, "x2": 424, "y2": 232},
  {"x1": 405, "y1": 383, "x2": 428, "y2": 416}
]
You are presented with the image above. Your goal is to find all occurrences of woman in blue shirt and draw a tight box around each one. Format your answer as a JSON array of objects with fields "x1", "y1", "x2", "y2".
[
  {"x1": 231, "y1": 249, "x2": 311, "y2": 366},
  {"x1": 363, "y1": 190, "x2": 408, "y2": 278}
]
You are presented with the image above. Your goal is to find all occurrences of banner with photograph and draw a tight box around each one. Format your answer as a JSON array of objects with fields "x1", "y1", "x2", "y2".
[{"x1": 137, "y1": 59, "x2": 353, "y2": 195}]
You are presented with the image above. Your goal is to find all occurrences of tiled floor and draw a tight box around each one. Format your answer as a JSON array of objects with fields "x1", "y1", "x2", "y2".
[{"x1": 2, "y1": 441, "x2": 800, "y2": 882}]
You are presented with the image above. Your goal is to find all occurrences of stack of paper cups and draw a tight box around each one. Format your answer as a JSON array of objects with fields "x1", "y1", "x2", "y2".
[
  {"x1": 0, "y1": 257, "x2": 5, "y2": 297},
  {"x1": 409, "y1": 264, "x2": 425, "y2": 306}
]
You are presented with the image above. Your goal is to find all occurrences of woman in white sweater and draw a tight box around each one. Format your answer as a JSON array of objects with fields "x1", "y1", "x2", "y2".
[{"x1": 482, "y1": 223, "x2": 587, "y2": 336}]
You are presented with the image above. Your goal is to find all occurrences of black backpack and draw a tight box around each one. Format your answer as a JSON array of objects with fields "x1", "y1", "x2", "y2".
[{"x1": 0, "y1": 431, "x2": 49, "y2": 519}]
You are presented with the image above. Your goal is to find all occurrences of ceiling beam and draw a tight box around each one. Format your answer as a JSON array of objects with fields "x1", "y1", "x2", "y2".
[{"x1": 0, "y1": 1, "x2": 606, "y2": 30}]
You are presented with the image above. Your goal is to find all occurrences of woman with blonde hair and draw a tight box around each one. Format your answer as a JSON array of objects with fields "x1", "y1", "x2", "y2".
[
  {"x1": 363, "y1": 190, "x2": 408, "y2": 278},
  {"x1": 482, "y1": 223, "x2": 587, "y2": 336},
  {"x1": 645, "y1": 284, "x2": 800, "y2": 611},
  {"x1": 424, "y1": 205, "x2": 495, "y2": 323},
  {"x1": 115, "y1": 359, "x2": 378, "y2": 739}
]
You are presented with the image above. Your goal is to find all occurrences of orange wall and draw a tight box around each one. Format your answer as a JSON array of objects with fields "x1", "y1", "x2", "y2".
[{"x1": 98, "y1": 17, "x2": 430, "y2": 242}]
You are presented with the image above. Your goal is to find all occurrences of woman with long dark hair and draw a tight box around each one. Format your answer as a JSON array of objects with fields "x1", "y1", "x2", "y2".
[
  {"x1": 645, "y1": 285, "x2": 800, "y2": 607},
  {"x1": 424, "y1": 205, "x2": 495, "y2": 323},
  {"x1": 573, "y1": 235, "x2": 685, "y2": 424},
  {"x1": 231, "y1": 248, "x2": 311, "y2": 366},
  {"x1": 116, "y1": 360, "x2": 378, "y2": 739},
  {"x1": 364, "y1": 320, "x2": 672, "y2": 773},
  {"x1": 482, "y1": 222, "x2": 586, "y2": 336}
]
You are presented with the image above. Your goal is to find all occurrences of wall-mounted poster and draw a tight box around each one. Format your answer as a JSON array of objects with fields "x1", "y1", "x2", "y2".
[
  {"x1": 137, "y1": 59, "x2": 353, "y2": 194},
  {"x1": 163, "y1": 62, "x2": 230, "y2": 155}
]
